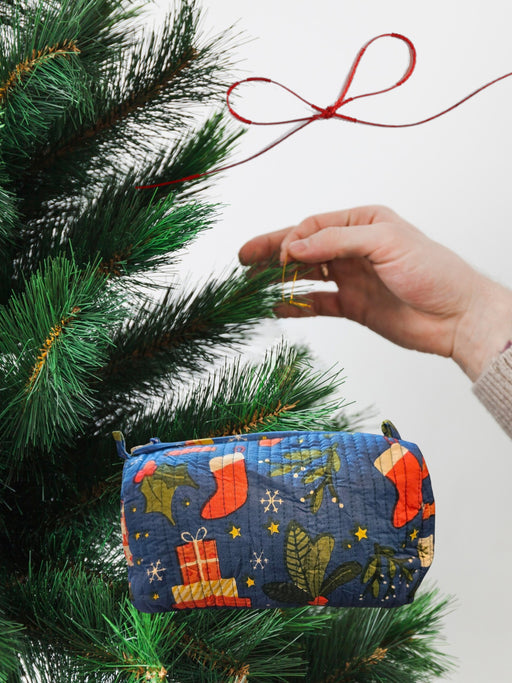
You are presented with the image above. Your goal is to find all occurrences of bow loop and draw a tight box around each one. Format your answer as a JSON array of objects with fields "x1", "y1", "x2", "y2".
[
  {"x1": 181, "y1": 527, "x2": 207, "y2": 544},
  {"x1": 136, "y1": 33, "x2": 512, "y2": 191}
]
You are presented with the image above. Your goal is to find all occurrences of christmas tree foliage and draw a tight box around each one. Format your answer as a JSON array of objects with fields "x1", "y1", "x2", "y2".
[{"x1": 0, "y1": 1, "x2": 455, "y2": 681}]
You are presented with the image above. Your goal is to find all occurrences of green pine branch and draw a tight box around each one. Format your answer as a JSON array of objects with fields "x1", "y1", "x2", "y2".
[
  {"x1": 0, "y1": 34, "x2": 89, "y2": 178},
  {"x1": 16, "y1": 174, "x2": 220, "y2": 283},
  {"x1": 133, "y1": 111, "x2": 245, "y2": 200},
  {"x1": 2, "y1": 561, "x2": 311, "y2": 682},
  {"x1": 0, "y1": 0, "x2": 143, "y2": 178},
  {"x1": 97, "y1": 264, "x2": 289, "y2": 401},
  {"x1": 301, "y1": 589, "x2": 456, "y2": 682},
  {"x1": 21, "y1": 0, "x2": 239, "y2": 207},
  {"x1": 0, "y1": 612, "x2": 24, "y2": 681},
  {"x1": 0, "y1": 255, "x2": 121, "y2": 459},
  {"x1": 0, "y1": 113, "x2": 20, "y2": 257},
  {"x1": 125, "y1": 342, "x2": 349, "y2": 446}
]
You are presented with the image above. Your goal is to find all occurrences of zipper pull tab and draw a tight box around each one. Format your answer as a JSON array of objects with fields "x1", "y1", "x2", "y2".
[
  {"x1": 381, "y1": 420, "x2": 402, "y2": 440},
  {"x1": 112, "y1": 431, "x2": 129, "y2": 460}
]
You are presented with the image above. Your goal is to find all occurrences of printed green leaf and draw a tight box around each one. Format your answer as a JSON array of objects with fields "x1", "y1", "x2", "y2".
[
  {"x1": 320, "y1": 561, "x2": 362, "y2": 596},
  {"x1": 389, "y1": 559, "x2": 396, "y2": 579},
  {"x1": 379, "y1": 545, "x2": 396, "y2": 557},
  {"x1": 140, "y1": 463, "x2": 199, "y2": 524},
  {"x1": 331, "y1": 449, "x2": 341, "y2": 472},
  {"x1": 270, "y1": 463, "x2": 296, "y2": 477},
  {"x1": 303, "y1": 467, "x2": 326, "y2": 484},
  {"x1": 262, "y1": 581, "x2": 312, "y2": 605},
  {"x1": 285, "y1": 522, "x2": 312, "y2": 593},
  {"x1": 303, "y1": 533, "x2": 334, "y2": 597},
  {"x1": 283, "y1": 449, "x2": 322, "y2": 461},
  {"x1": 310, "y1": 486, "x2": 324, "y2": 513},
  {"x1": 402, "y1": 567, "x2": 414, "y2": 582},
  {"x1": 372, "y1": 579, "x2": 380, "y2": 598},
  {"x1": 362, "y1": 557, "x2": 379, "y2": 584}
]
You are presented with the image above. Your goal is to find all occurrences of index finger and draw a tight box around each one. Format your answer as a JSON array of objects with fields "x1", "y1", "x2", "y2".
[
  {"x1": 279, "y1": 207, "x2": 390, "y2": 262},
  {"x1": 238, "y1": 226, "x2": 292, "y2": 265},
  {"x1": 238, "y1": 206, "x2": 393, "y2": 265},
  {"x1": 238, "y1": 211, "x2": 352, "y2": 266}
]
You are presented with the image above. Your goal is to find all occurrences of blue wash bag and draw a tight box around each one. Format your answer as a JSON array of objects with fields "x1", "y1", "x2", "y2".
[{"x1": 114, "y1": 423, "x2": 434, "y2": 613}]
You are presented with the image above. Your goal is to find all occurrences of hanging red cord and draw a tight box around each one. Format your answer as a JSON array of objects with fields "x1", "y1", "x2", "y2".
[{"x1": 136, "y1": 33, "x2": 512, "y2": 190}]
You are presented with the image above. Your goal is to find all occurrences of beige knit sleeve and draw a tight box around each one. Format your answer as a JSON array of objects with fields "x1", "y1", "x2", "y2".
[{"x1": 472, "y1": 346, "x2": 512, "y2": 438}]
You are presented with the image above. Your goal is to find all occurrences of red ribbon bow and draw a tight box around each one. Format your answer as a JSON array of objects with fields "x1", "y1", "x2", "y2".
[{"x1": 136, "y1": 33, "x2": 512, "y2": 190}]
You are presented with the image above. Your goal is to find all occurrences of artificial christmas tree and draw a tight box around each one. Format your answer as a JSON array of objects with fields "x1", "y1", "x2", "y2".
[{"x1": 0, "y1": 1, "x2": 454, "y2": 680}]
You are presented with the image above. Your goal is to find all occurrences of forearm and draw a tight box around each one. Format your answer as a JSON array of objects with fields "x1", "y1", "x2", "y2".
[
  {"x1": 452, "y1": 276, "x2": 512, "y2": 382},
  {"x1": 451, "y1": 274, "x2": 512, "y2": 438},
  {"x1": 472, "y1": 346, "x2": 512, "y2": 438}
]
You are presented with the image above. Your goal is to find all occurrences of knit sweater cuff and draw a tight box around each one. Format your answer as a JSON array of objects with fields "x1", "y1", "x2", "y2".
[{"x1": 473, "y1": 345, "x2": 512, "y2": 438}]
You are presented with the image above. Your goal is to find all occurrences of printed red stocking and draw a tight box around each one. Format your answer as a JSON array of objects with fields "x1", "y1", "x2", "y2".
[
  {"x1": 374, "y1": 442, "x2": 423, "y2": 528},
  {"x1": 201, "y1": 448, "x2": 248, "y2": 519}
]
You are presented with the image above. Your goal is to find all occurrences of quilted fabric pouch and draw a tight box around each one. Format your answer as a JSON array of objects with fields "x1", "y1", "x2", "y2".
[{"x1": 114, "y1": 423, "x2": 434, "y2": 613}]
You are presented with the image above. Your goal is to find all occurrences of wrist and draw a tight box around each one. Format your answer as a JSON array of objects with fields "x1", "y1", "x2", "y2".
[{"x1": 452, "y1": 275, "x2": 512, "y2": 381}]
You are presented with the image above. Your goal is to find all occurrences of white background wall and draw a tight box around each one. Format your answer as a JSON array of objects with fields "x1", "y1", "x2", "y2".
[{"x1": 153, "y1": 2, "x2": 512, "y2": 680}]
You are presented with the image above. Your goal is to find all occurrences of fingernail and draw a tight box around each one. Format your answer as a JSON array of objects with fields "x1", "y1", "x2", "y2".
[{"x1": 289, "y1": 238, "x2": 308, "y2": 255}]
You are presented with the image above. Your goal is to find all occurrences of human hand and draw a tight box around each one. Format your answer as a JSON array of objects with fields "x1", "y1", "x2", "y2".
[{"x1": 239, "y1": 205, "x2": 512, "y2": 380}]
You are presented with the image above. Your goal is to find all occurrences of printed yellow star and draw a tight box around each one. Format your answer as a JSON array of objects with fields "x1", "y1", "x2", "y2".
[
  {"x1": 246, "y1": 577, "x2": 255, "y2": 587},
  {"x1": 135, "y1": 532, "x2": 141, "y2": 540},
  {"x1": 152, "y1": 593, "x2": 159, "y2": 600},
  {"x1": 267, "y1": 521, "x2": 280, "y2": 535},
  {"x1": 229, "y1": 525, "x2": 241, "y2": 539},
  {"x1": 410, "y1": 528, "x2": 419, "y2": 540},
  {"x1": 354, "y1": 526, "x2": 368, "y2": 541}
]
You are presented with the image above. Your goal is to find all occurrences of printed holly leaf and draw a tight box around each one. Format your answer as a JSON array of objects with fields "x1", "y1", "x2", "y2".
[
  {"x1": 320, "y1": 561, "x2": 362, "y2": 596},
  {"x1": 285, "y1": 522, "x2": 313, "y2": 593},
  {"x1": 140, "y1": 463, "x2": 199, "y2": 525},
  {"x1": 262, "y1": 581, "x2": 312, "y2": 605},
  {"x1": 303, "y1": 533, "x2": 334, "y2": 598}
]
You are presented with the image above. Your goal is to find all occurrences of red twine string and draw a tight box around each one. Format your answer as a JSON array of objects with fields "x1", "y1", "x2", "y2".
[{"x1": 136, "y1": 32, "x2": 512, "y2": 190}]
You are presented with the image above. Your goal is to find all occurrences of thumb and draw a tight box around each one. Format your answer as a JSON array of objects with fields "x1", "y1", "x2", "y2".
[{"x1": 287, "y1": 234, "x2": 330, "y2": 262}]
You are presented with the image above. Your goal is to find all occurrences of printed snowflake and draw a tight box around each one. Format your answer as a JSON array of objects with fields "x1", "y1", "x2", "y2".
[
  {"x1": 260, "y1": 489, "x2": 283, "y2": 513},
  {"x1": 251, "y1": 551, "x2": 269, "y2": 570},
  {"x1": 147, "y1": 560, "x2": 167, "y2": 583}
]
